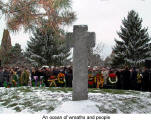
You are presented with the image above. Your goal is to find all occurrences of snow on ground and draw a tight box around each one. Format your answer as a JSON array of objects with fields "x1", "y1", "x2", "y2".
[
  {"x1": 51, "y1": 100, "x2": 100, "y2": 114},
  {"x1": 0, "y1": 87, "x2": 151, "y2": 114}
]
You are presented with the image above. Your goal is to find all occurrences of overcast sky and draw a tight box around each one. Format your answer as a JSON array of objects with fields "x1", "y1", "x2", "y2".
[{"x1": 0, "y1": 0, "x2": 151, "y2": 58}]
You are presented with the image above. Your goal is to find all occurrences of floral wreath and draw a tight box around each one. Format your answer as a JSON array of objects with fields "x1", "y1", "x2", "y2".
[
  {"x1": 57, "y1": 73, "x2": 65, "y2": 84},
  {"x1": 108, "y1": 73, "x2": 118, "y2": 84}
]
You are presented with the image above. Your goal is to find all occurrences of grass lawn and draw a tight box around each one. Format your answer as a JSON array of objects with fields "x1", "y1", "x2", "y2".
[{"x1": 0, "y1": 87, "x2": 151, "y2": 114}]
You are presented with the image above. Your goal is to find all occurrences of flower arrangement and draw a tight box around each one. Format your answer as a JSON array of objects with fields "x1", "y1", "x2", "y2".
[
  {"x1": 108, "y1": 73, "x2": 118, "y2": 84},
  {"x1": 57, "y1": 73, "x2": 65, "y2": 84}
]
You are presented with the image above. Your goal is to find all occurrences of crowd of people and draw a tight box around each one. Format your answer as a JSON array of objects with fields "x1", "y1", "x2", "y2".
[
  {"x1": 0, "y1": 66, "x2": 151, "y2": 92},
  {"x1": 88, "y1": 66, "x2": 151, "y2": 92},
  {"x1": 0, "y1": 66, "x2": 73, "y2": 88}
]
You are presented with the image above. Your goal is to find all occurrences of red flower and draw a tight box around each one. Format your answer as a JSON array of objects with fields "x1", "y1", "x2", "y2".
[
  {"x1": 109, "y1": 73, "x2": 116, "y2": 78},
  {"x1": 88, "y1": 81, "x2": 94, "y2": 85},
  {"x1": 50, "y1": 76, "x2": 56, "y2": 79}
]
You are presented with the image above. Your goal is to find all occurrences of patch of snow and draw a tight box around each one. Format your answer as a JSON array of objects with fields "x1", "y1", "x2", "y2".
[
  {"x1": 0, "y1": 106, "x2": 16, "y2": 114},
  {"x1": 0, "y1": 87, "x2": 151, "y2": 114},
  {"x1": 51, "y1": 100, "x2": 100, "y2": 114}
]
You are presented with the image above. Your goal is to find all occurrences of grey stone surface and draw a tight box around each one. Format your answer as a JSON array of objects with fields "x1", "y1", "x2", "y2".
[{"x1": 66, "y1": 25, "x2": 96, "y2": 101}]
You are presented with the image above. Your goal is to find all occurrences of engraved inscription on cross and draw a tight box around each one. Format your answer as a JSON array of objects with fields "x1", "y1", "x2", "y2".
[{"x1": 66, "y1": 25, "x2": 96, "y2": 101}]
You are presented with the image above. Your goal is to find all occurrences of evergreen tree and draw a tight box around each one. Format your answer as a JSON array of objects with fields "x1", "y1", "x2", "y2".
[
  {"x1": 8, "y1": 43, "x2": 30, "y2": 67},
  {"x1": 26, "y1": 26, "x2": 71, "y2": 66},
  {"x1": 112, "y1": 10, "x2": 151, "y2": 67},
  {"x1": 8, "y1": 43, "x2": 23, "y2": 63},
  {"x1": 0, "y1": 29, "x2": 12, "y2": 64},
  {"x1": 10, "y1": 43, "x2": 22, "y2": 58}
]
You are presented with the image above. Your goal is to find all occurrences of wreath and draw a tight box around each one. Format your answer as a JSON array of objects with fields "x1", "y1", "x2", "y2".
[
  {"x1": 137, "y1": 73, "x2": 143, "y2": 84},
  {"x1": 88, "y1": 74, "x2": 94, "y2": 85},
  {"x1": 57, "y1": 73, "x2": 65, "y2": 84},
  {"x1": 48, "y1": 75, "x2": 57, "y2": 87},
  {"x1": 108, "y1": 73, "x2": 118, "y2": 84},
  {"x1": 12, "y1": 80, "x2": 17, "y2": 86},
  {"x1": 96, "y1": 74, "x2": 104, "y2": 88}
]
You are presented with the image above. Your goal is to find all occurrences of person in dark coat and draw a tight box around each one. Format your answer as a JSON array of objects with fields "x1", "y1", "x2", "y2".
[
  {"x1": 43, "y1": 67, "x2": 52, "y2": 87},
  {"x1": 17, "y1": 67, "x2": 22, "y2": 78},
  {"x1": 123, "y1": 67, "x2": 131, "y2": 90},
  {"x1": 119, "y1": 69, "x2": 125, "y2": 90},
  {"x1": 65, "y1": 67, "x2": 69, "y2": 87},
  {"x1": 3, "y1": 68, "x2": 10, "y2": 87},
  {"x1": 53, "y1": 67, "x2": 60, "y2": 76},
  {"x1": 116, "y1": 69, "x2": 123, "y2": 89},
  {"x1": 65, "y1": 66, "x2": 73, "y2": 87},
  {"x1": 142, "y1": 67, "x2": 150, "y2": 91},
  {"x1": 130, "y1": 67, "x2": 137, "y2": 90},
  {"x1": 42, "y1": 68, "x2": 48, "y2": 87},
  {"x1": 0, "y1": 67, "x2": 4, "y2": 87}
]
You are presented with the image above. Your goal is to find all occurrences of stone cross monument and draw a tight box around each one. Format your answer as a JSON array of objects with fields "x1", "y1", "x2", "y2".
[{"x1": 66, "y1": 25, "x2": 96, "y2": 101}]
